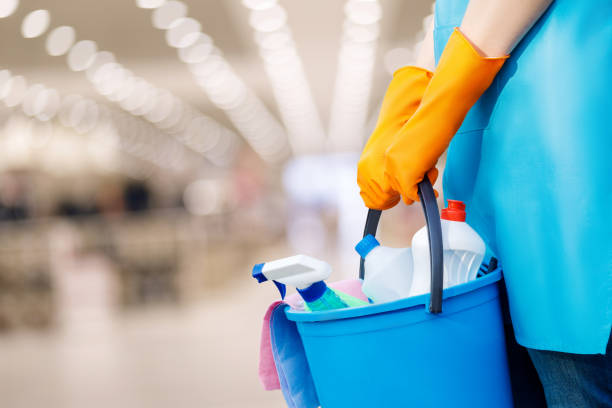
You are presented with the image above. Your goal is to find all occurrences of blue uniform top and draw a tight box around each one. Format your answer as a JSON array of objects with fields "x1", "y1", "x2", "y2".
[{"x1": 434, "y1": 0, "x2": 612, "y2": 354}]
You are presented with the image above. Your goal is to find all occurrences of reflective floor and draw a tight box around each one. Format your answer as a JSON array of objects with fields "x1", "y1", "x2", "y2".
[{"x1": 0, "y1": 279, "x2": 286, "y2": 408}]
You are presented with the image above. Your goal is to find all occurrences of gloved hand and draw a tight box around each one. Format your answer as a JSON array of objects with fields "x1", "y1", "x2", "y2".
[
  {"x1": 384, "y1": 28, "x2": 508, "y2": 204},
  {"x1": 357, "y1": 66, "x2": 433, "y2": 209}
]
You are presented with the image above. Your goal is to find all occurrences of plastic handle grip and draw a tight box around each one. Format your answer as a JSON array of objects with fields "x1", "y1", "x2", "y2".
[{"x1": 358, "y1": 178, "x2": 444, "y2": 314}]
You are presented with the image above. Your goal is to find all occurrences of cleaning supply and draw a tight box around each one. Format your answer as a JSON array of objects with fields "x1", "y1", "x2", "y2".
[
  {"x1": 355, "y1": 234, "x2": 414, "y2": 303},
  {"x1": 258, "y1": 279, "x2": 369, "y2": 406},
  {"x1": 252, "y1": 255, "x2": 367, "y2": 311},
  {"x1": 285, "y1": 199, "x2": 513, "y2": 407},
  {"x1": 411, "y1": 200, "x2": 485, "y2": 295}
]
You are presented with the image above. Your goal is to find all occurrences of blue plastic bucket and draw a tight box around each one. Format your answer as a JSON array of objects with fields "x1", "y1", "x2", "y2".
[{"x1": 286, "y1": 179, "x2": 513, "y2": 407}]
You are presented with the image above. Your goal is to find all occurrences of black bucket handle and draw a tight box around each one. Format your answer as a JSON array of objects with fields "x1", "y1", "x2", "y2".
[{"x1": 358, "y1": 178, "x2": 444, "y2": 313}]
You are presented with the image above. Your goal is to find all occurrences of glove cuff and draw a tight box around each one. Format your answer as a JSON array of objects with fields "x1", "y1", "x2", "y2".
[
  {"x1": 392, "y1": 65, "x2": 434, "y2": 79},
  {"x1": 434, "y1": 28, "x2": 508, "y2": 101}
]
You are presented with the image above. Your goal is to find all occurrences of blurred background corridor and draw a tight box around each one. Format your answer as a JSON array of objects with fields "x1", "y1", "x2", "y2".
[{"x1": 0, "y1": 0, "x2": 438, "y2": 406}]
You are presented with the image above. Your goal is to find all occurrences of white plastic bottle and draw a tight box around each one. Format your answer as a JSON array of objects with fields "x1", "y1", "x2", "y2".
[
  {"x1": 355, "y1": 235, "x2": 414, "y2": 303},
  {"x1": 410, "y1": 200, "x2": 485, "y2": 296}
]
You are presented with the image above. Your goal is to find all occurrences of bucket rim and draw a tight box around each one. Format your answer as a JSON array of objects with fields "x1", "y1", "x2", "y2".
[{"x1": 286, "y1": 268, "x2": 502, "y2": 322}]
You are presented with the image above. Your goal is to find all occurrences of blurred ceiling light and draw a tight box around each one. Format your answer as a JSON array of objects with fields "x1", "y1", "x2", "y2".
[
  {"x1": 344, "y1": 0, "x2": 382, "y2": 25},
  {"x1": 206, "y1": 129, "x2": 232, "y2": 158},
  {"x1": 339, "y1": 41, "x2": 376, "y2": 60},
  {"x1": 244, "y1": 2, "x2": 324, "y2": 156},
  {"x1": 241, "y1": 0, "x2": 276, "y2": 11},
  {"x1": 3, "y1": 75, "x2": 27, "y2": 107},
  {"x1": 36, "y1": 88, "x2": 60, "y2": 121},
  {"x1": 248, "y1": 5, "x2": 287, "y2": 32},
  {"x1": 86, "y1": 51, "x2": 116, "y2": 81},
  {"x1": 45, "y1": 25, "x2": 75, "y2": 56},
  {"x1": 30, "y1": 87, "x2": 50, "y2": 117},
  {"x1": 177, "y1": 33, "x2": 213, "y2": 63},
  {"x1": 343, "y1": 21, "x2": 379, "y2": 42},
  {"x1": 97, "y1": 108, "x2": 176, "y2": 169},
  {"x1": 165, "y1": 17, "x2": 201, "y2": 48},
  {"x1": 254, "y1": 28, "x2": 290, "y2": 49},
  {"x1": 141, "y1": 5, "x2": 283, "y2": 164},
  {"x1": 0, "y1": 0, "x2": 18, "y2": 18},
  {"x1": 0, "y1": 69, "x2": 12, "y2": 99},
  {"x1": 21, "y1": 9, "x2": 50, "y2": 38},
  {"x1": 92, "y1": 62, "x2": 128, "y2": 96},
  {"x1": 155, "y1": 97, "x2": 184, "y2": 129},
  {"x1": 206, "y1": 80, "x2": 247, "y2": 110},
  {"x1": 120, "y1": 77, "x2": 151, "y2": 112},
  {"x1": 191, "y1": 61, "x2": 287, "y2": 161},
  {"x1": 186, "y1": 115, "x2": 222, "y2": 153},
  {"x1": 328, "y1": 0, "x2": 381, "y2": 152},
  {"x1": 183, "y1": 179, "x2": 224, "y2": 215},
  {"x1": 259, "y1": 45, "x2": 298, "y2": 64},
  {"x1": 59, "y1": 94, "x2": 82, "y2": 127},
  {"x1": 206, "y1": 135, "x2": 237, "y2": 167},
  {"x1": 201, "y1": 68, "x2": 236, "y2": 91},
  {"x1": 152, "y1": 0, "x2": 187, "y2": 29},
  {"x1": 136, "y1": 0, "x2": 166, "y2": 9},
  {"x1": 4, "y1": 73, "x2": 190, "y2": 173},
  {"x1": 67, "y1": 40, "x2": 98, "y2": 71},
  {"x1": 80, "y1": 42, "x2": 231, "y2": 161},
  {"x1": 116, "y1": 79, "x2": 142, "y2": 107},
  {"x1": 90, "y1": 62, "x2": 116, "y2": 92},
  {"x1": 221, "y1": 92, "x2": 288, "y2": 158},
  {"x1": 110, "y1": 72, "x2": 136, "y2": 102},
  {"x1": 65, "y1": 38, "x2": 233, "y2": 161},
  {"x1": 187, "y1": 52, "x2": 226, "y2": 78},
  {"x1": 145, "y1": 89, "x2": 174, "y2": 123},
  {"x1": 132, "y1": 85, "x2": 159, "y2": 116},
  {"x1": 22, "y1": 83, "x2": 45, "y2": 116},
  {"x1": 68, "y1": 97, "x2": 90, "y2": 129}
]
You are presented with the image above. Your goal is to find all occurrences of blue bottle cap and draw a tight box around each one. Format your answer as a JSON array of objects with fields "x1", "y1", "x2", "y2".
[
  {"x1": 252, "y1": 263, "x2": 267, "y2": 283},
  {"x1": 297, "y1": 281, "x2": 327, "y2": 302},
  {"x1": 355, "y1": 234, "x2": 380, "y2": 258}
]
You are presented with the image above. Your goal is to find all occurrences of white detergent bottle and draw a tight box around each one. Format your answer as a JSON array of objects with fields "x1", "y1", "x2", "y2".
[
  {"x1": 355, "y1": 235, "x2": 414, "y2": 303},
  {"x1": 410, "y1": 200, "x2": 485, "y2": 296}
]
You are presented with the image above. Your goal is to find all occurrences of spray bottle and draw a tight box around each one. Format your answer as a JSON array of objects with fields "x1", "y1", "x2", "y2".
[{"x1": 252, "y1": 255, "x2": 368, "y2": 311}]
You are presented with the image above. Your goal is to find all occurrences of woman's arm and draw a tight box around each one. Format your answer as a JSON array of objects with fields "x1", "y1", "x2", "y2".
[
  {"x1": 414, "y1": 0, "x2": 553, "y2": 68},
  {"x1": 380, "y1": 0, "x2": 554, "y2": 205},
  {"x1": 460, "y1": 0, "x2": 554, "y2": 57}
]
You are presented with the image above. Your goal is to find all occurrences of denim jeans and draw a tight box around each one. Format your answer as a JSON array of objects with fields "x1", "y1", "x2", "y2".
[{"x1": 527, "y1": 334, "x2": 612, "y2": 408}]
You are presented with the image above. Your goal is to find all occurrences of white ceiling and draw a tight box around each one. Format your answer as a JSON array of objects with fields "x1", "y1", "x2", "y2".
[{"x1": 0, "y1": 0, "x2": 433, "y2": 132}]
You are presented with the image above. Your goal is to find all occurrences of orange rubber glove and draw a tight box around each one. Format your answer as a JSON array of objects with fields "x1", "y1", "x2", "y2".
[
  {"x1": 357, "y1": 66, "x2": 433, "y2": 209},
  {"x1": 384, "y1": 29, "x2": 508, "y2": 204}
]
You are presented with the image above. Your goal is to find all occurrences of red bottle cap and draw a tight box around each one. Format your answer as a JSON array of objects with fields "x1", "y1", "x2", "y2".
[{"x1": 441, "y1": 200, "x2": 466, "y2": 222}]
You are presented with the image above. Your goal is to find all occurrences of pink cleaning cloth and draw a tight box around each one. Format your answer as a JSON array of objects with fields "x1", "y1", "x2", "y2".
[
  {"x1": 259, "y1": 300, "x2": 283, "y2": 390},
  {"x1": 258, "y1": 279, "x2": 368, "y2": 390}
]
